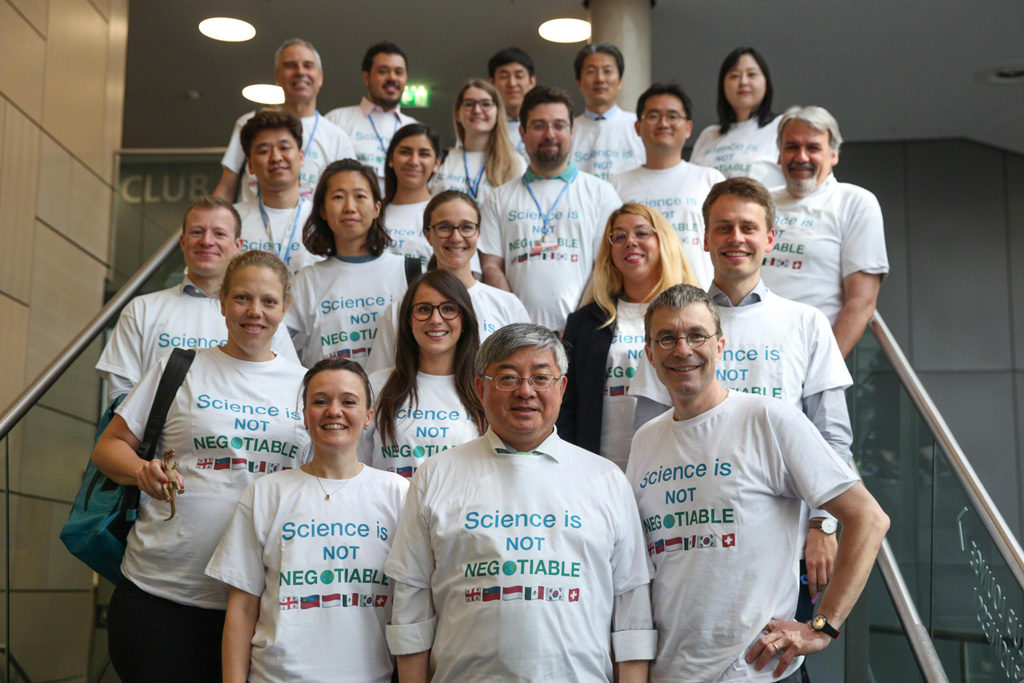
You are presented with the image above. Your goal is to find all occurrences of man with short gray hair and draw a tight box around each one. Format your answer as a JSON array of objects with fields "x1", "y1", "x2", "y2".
[
  {"x1": 213, "y1": 38, "x2": 355, "y2": 203},
  {"x1": 763, "y1": 105, "x2": 888, "y2": 356},
  {"x1": 629, "y1": 283, "x2": 888, "y2": 681},
  {"x1": 386, "y1": 323, "x2": 655, "y2": 682}
]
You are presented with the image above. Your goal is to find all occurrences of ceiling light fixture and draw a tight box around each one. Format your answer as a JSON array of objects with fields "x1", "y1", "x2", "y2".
[
  {"x1": 538, "y1": 18, "x2": 591, "y2": 43},
  {"x1": 242, "y1": 84, "x2": 284, "y2": 105},
  {"x1": 198, "y1": 17, "x2": 256, "y2": 42}
]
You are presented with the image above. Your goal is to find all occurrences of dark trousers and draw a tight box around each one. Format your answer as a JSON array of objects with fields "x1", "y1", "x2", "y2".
[{"x1": 108, "y1": 579, "x2": 225, "y2": 682}]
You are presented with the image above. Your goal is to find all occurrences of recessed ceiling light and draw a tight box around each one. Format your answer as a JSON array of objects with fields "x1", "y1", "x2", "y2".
[
  {"x1": 198, "y1": 17, "x2": 255, "y2": 42},
  {"x1": 242, "y1": 84, "x2": 284, "y2": 105},
  {"x1": 538, "y1": 18, "x2": 591, "y2": 43},
  {"x1": 976, "y1": 63, "x2": 1024, "y2": 85}
]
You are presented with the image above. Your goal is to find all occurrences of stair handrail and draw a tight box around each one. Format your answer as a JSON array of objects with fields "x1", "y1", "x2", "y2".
[
  {"x1": 870, "y1": 312, "x2": 1024, "y2": 590},
  {"x1": 0, "y1": 231, "x2": 180, "y2": 440}
]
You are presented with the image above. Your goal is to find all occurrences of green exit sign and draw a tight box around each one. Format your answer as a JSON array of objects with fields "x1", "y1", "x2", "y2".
[{"x1": 401, "y1": 84, "x2": 430, "y2": 108}]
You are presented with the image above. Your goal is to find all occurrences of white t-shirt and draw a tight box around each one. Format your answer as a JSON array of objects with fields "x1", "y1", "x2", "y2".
[
  {"x1": 627, "y1": 392, "x2": 858, "y2": 681},
  {"x1": 610, "y1": 161, "x2": 724, "y2": 288},
  {"x1": 600, "y1": 301, "x2": 647, "y2": 470},
  {"x1": 479, "y1": 167, "x2": 622, "y2": 330},
  {"x1": 286, "y1": 253, "x2": 408, "y2": 366},
  {"x1": 115, "y1": 347, "x2": 310, "y2": 609},
  {"x1": 235, "y1": 198, "x2": 322, "y2": 275},
  {"x1": 630, "y1": 286, "x2": 851, "y2": 409},
  {"x1": 764, "y1": 175, "x2": 889, "y2": 323},
  {"x1": 96, "y1": 280, "x2": 299, "y2": 403},
  {"x1": 431, "y1": 149, "x2": 526, "y2": 208},
  {"x1": 689, "y1": 115, "x2": 786, "y2": 189},
  {"x1": 508, "y1": 118, "x2": 527, "y2": 161},
  {"x1": 221, "y1": 111, "x2": 356, "y2": 203},
  {"x1": 359, "y1": 370, "x2": 482, "y2": 476},
  {"x1": 385, "y1": 429, "x2": 651, "y2": 682},
  {"x1": 365, "y1": 280, "x2": 531, "y2": 374},
  {"x1": 205, "y1": 466, "x2": 407, "y2": 683},
  {"x1": 383, "y1": 200, "x2": 433, "y2": 263},
  {"x1": 326, "y1": 99, "x2": 418, "y2": 187},
  {"x1": 570, "y1": 108, "x2": 646, "y2": 180}
]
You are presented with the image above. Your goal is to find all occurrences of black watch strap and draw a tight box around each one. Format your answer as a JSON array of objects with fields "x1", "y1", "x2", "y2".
[{"x1": 810, "y1": 614, "x2": 841, "y2": 639}]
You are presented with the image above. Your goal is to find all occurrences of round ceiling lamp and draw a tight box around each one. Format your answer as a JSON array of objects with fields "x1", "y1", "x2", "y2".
[
  {"x1": 198, "y1": 17, "x2": 256, "y2": 42},
  {"x1": 538, "y1": 18, "x2": 591, "y2": 43},
  {"x1": 242, "y1": 84, "x2": 284, "y2": 105}
]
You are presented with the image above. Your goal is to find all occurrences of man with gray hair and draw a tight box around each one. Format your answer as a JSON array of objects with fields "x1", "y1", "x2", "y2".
[
  {"x1": 385, "y1": 323, "x2": 655, "y2": 682},
  {"x1": 213, "y1": 38, "x2": 354, "y2": 203},
  {"x1": 628, "y1": 283, "x2": 889, "y2": 681},
  {"x1": 763, "y1": 105, "x2": 888, "y2": 356}
]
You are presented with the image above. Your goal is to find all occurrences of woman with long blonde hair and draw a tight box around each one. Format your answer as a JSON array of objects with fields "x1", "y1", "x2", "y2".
[
  {"x1": 557, "y1": 203, "x2": 696, "y2": 469},
  {"x1": 431, "y1": 79, "x2": 525, "y2": 205}
]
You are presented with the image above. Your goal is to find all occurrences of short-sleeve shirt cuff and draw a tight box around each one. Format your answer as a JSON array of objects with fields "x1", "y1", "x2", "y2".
[
  {"x1": 386, "y1": 616, "x2": 436, "y2": 655},
  {"x1": 611, "y1": 628, "x2": 658, "y2": 661}
]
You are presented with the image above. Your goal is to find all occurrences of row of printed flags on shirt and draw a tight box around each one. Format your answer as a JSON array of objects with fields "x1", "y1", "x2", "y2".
[
  {"x1": 280, "y1": 593, "x2": 389, "y2": 610},
  {"x1": 648, "y1": 531, "x2": 736, "y2": 556},
  {"x1": 465, "y1": 586, "x2": 581, "y2": 602}
]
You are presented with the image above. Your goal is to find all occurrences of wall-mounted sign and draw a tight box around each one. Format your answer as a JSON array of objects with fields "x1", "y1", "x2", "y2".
[{"x1": 401, "y1": 84, "x2": 430, "y2": 108}]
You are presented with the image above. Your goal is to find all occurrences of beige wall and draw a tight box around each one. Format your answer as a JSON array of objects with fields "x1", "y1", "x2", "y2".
[{"x1": 0, "y1": 0, "x2": 127, "y2": 680}]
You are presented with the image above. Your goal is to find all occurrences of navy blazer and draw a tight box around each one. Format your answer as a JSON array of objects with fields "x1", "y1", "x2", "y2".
[{"x1": 557, "y1": 301, "x2": 615, "y2": 455}]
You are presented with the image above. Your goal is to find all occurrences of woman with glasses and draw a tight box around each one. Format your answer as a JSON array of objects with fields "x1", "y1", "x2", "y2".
[
  {"x1": 689, "y1": 47, "x2": 785, "y2": 188},
  {"x1": 557, "y1": 203, "x2": 696, "y2": 470},
  {"x1": 431, "y1": 80, "x2": 524, "y2": 206},
  {"x1": 382, "y1": 123, "x2": 441, "y2": 264},
  {"x1": 365, "y1": 190, "x2": 530, "y2": 373},
  {"x1": 359, "y1": 270, "x2": 487, "y2": 477}
]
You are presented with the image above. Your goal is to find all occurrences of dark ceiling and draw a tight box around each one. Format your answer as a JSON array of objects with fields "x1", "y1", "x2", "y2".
[{"x1": 123, "y1": 0, "x2": 1024, "y2": 155}]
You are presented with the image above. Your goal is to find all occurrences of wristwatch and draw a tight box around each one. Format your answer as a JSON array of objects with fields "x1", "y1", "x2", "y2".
[
  {"x1": 810, "y1": 614, "x2": 841, "y2": 639},
  {"x1": 809, "y1": 517, "x2": 838, "y2": 534}
]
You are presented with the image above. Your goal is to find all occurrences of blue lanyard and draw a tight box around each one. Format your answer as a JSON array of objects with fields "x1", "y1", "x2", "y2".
[
  {"x1": 257, "y1": 197, "x2": 304, "y2": 265},
  {"x1": 524, "y1": 176, "x2": 573, "y2": 232},
  {"x1": 304, "y1": 111, "x2": 320, "y2": 157},
  {"x1": 462, "y1": 150, "x2": 486, "y2": 200},
  {"x1": 367, "y1": 110, "x2": 400, "y2": 155}
]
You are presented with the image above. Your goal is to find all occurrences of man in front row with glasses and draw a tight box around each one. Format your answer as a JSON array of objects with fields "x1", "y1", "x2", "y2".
[{"x1": 385, "y1": 323, "x2": 655, "y2": 682}]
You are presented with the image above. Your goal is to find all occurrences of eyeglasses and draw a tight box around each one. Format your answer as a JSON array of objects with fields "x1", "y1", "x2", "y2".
[
  {"x1": 411, "y1": 302, "x2": 461, "y2": 321},
  {"x1": 460, "y1": 99, "x2": 495, "y2": 112},
  {"x1": 652, "y1": 332, "x2": 715, "y2": 350},
  {"x1": 526, "y1": 121, "x2": 571, "y2": 133},
  {"x1": 608, "y1": 227, "x2": 656, "y2": 245},
  {"x1": 641, "y1": 110, "x2": 687, "y2": 125},
  {"x1": 426, "y1": 222, "x2": 480, "y2": 238},
  {"x1": 483, "y1": 373, "x2": 562, "y2": 391}
]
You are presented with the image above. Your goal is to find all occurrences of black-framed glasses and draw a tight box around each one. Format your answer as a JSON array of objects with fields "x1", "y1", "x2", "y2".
[
  {"x1": 427, "y1": 222, "x2": 480, "y2": 238},
  {"x1": 460, "y1": 99, "x2": 495, "y2": 111},
  {"x1": 411, "y1": 302, "x2": 461, "y2": 321},
  {"x1": 652, "y1": 332, "x2": 715, "y2": 350},
  {"x1": 608, "y1": 227, "x2": 656, "y2": 245},
  {"x1": 482, "y1": 373, "x2": 562, "y2": 391},
  {"x1": 640, "y1": 110, "x2": 687, "y2": 125}
]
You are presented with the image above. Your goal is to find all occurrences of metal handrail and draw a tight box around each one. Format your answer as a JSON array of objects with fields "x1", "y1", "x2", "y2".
[
  {"x1": 0, "y1": 231, "x2": 180, "y2": 440},
  {"x1": 875, "y1": 539, "x2": 949, "y2": 682},
  {"x1": 870, "y1": 312, "x2": 1024, "y2": 590}
]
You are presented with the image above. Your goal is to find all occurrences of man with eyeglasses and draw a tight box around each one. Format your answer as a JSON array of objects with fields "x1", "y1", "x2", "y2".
[
  {"x1": 479, "y1": 85, "x2": 622, "y2": 332},
  {"x1": 569, "y1": 43, "x2": 645, "y2": 180},
  {"x1": 630, "y1": 177, "x2": 855, "y2": 649},
  {"x1": 627, "y1": 283, "x2": 888, "y2": 682},
  {"x1": 386, "y1": 323, "x2": 655, "y2": 682},
  {"x1": 611, "y1": 83, "x2": 723, "y2": 288}
]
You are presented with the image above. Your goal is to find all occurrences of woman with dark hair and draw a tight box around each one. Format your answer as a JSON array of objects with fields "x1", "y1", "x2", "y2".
[
  {"x1": 557, "y1": 204, "x2": 697, "y2": 470},
  {"x1": 93, "y1": 250, "x2": 309, "y2": 680},
  {"x1": 365, "y1": 191, "x2": 530, "y2": 374},
  {"x1": 382, "y1": 123, "x2": 440, "y2": 263},
  {"x1": 210, "y1": 357, "x2": 408, "y2": 682},
  {"x1": 287, "y1": 159, "x2": 408, "y2": 366},
  {"x1": 689, "y1": 47, "x2": 785, "y2": 188},
  {"x1": 431, "y1": 79, "x2": 524, "y2": 206},
  {"x1": 359, "y1": 270, "x2": 486, "y2": 477}
]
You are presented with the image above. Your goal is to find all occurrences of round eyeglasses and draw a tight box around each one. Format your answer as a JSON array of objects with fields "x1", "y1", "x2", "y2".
[
  {"x1": 652, "y1": 332, "x2": 715, "y2": 350},
  {"x1": 427, "y1": 222, "x2": 480, "y2": 238}
]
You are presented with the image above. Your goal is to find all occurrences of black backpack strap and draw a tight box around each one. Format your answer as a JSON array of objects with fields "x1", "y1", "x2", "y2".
[
  {"x1": 404, "y1": 255, "x2": 423, "y2": 285},
  {"x1": 137, "y1": 348, "x2": 196, "y2": 461}
]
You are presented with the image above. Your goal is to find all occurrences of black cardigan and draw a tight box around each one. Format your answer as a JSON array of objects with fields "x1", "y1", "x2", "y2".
[{"x1": 557, "y1": 301, "x2": 616, "y2": 455}]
